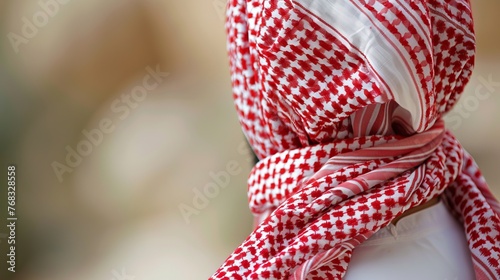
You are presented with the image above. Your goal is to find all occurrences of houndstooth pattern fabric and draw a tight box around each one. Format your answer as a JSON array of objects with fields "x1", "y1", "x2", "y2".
[{"x1": 211, "y1": 0, "x2": 500, "y2": 279}]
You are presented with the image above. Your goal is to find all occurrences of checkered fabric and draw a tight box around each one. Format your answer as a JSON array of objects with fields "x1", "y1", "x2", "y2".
[{"x1": 211, "y1": 0, "x2": 500, "y2": 279}]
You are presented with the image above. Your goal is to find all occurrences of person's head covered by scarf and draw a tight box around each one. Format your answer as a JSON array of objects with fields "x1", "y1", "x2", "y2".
[{"x1": 212, "y1": 0, "x2": 500, "y2": 279}]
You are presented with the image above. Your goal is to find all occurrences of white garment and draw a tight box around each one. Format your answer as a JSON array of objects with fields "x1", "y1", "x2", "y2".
[{"x1": 344, "y1": 200, "x2": 475, "y2": 280}]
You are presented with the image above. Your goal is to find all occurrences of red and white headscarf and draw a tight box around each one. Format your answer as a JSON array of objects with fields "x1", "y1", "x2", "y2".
[{"x1": 211, "y1": 0, "x2": 500, "y2": 279}]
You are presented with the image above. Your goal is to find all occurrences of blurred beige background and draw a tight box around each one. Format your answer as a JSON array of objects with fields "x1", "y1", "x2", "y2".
[{"x1": 0, "y1": 1, "x2": 498, "y2": 279}]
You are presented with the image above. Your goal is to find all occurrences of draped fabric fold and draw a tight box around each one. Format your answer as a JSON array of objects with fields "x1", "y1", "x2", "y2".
[{"x1": 211, "y1": 0, "x2": 500, "y2": 279}]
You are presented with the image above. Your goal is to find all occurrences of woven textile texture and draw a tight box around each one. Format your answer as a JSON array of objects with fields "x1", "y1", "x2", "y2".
[{"x1": 211, "y1": 0, "x2": 500, "y2": 279}]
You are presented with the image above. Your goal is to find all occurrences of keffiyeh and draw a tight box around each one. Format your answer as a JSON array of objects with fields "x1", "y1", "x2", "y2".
[{"x1": 212, "y1": 0, "x2": 500, "y2": 279}]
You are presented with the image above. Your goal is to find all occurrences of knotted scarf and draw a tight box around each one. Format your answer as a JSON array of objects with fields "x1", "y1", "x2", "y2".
[{"x1": 211, "y1": 0, "x2": 500, "y2": 279}]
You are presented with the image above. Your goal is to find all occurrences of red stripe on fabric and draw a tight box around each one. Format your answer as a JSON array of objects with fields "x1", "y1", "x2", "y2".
[
  {"x1": 472, "y1": 253, "x2": 496, "y2": 280},
  {"x1": 292, "y1": 1, "x2": 396, "y2": 101},
  {"x1": 350, "y1": 0, "x2": 427, "y2": 131}
]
